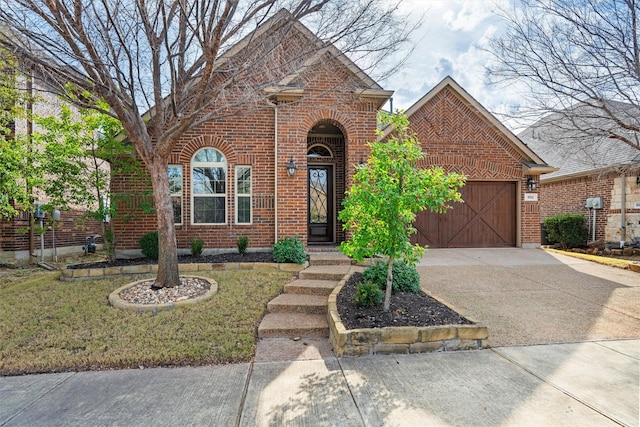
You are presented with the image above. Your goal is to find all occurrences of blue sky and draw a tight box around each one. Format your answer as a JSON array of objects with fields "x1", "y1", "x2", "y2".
[{"x1": 379, "y1": 0, "x2": 525, "y2": 129}]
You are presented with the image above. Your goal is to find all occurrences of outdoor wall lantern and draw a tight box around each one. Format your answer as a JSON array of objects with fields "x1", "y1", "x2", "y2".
[
  {"x1": 527, "y1": 176, "x2": 538, "y2": 191},
  {"x1": 359, "y1": 157, "x2": 365, "y2": 168},
  {"x1": 287, "y1": 157, "x2": 297, "y2": 177}
]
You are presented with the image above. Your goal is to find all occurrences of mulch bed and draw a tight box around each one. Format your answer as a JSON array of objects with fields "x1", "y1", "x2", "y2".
[
  {"x1": 68, "y1": 251, "x2": 276, "y2": 269},
  {"x1": 337, "y1": 272, "x2": 472, "y2": 329}
]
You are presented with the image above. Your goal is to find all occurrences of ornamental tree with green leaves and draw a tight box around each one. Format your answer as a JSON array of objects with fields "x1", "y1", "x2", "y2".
[
  {"x1": 339, "y1": 111, "x2": 466, "y2": 312},
  {"x1": 0, "y1": 48, "x2": 40, "y2": 220},
  {"x1": 34, "y1": 98, "x2": 142, "y2": 261}
]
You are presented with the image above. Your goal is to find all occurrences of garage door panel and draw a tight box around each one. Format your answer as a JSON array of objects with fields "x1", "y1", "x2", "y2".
[{"x1": 413, "y1": 181, "x2": 516, "y2": 248}]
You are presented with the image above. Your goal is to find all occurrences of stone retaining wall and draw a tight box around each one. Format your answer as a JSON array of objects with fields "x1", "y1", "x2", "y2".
[
  {"x1": 328, "y1": 273, "x2": 489, "y2": 356},
  {"x1": 61, "y1": 261, "x2": 308, "y2": 280}
]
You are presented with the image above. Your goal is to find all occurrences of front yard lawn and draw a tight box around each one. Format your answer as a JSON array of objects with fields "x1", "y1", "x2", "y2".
[{"x1": 0, "y1": 270, "x2": 290, "y2": 376}]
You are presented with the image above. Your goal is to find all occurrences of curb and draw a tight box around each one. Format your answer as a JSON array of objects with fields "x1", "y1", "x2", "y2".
[{"x1": 545, "y1": 248, "x2": 640, "y2": 272}]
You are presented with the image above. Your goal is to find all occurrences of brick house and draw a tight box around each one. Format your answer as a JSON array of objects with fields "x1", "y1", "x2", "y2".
[
  {"x1": 398, "y1": 77, "x2": 555, "y2": 248},
  {"x1": 519, "y1": 104, "x2": 640, "y2": 245},
  {"x1": 111, "y1": 25, "x2": 554, "y2": 256},
  {"x1": 110, "y1": 13, "x2": 392, "y2": 257},
  {"x1": 0, "y1": 67, "x2": 103, "y2": 264}
]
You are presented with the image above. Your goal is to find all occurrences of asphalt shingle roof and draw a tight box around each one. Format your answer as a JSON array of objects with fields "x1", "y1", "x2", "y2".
[{"x1": 519, "y1": 103, "x2": 640, "y2": 180}]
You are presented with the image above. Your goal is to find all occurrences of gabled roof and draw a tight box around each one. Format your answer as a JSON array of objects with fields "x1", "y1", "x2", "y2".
[
  {"x1": 519, "y1": 102, "x2": 640, "y2": 182},
  {"x1": 139, "y1": 9, "x2": 392, "y2": 123},
  {"x1": 383, "y1": 76, "x2": 555, "y2": 174},
  {"x1": 222, "y1": 9, "x2": 391, "y2": 104}
]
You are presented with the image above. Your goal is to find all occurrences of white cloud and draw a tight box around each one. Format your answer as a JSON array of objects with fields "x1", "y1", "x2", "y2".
[{"x1": 380, "y1": 0, "x2": 527, "y2": 129}]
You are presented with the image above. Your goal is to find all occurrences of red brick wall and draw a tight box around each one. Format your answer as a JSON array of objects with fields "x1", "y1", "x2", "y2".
[
  {"x1": 540, "y1": 174, "x2": 614, "y2": 242},
  {"x1": 110, "y1": 49, "x2": 380, "y2": 252},
  {"x1": 406, "y1": 87, "x2": 541, "y2": 246},
  {"x1": 1, "y1": 208, "x2": 103, "y2": 253}
]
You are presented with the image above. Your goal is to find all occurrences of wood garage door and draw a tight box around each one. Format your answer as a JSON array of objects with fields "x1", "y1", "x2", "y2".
[{"x1": 412, "y1": 181, "x2": 517, "y2": 248}]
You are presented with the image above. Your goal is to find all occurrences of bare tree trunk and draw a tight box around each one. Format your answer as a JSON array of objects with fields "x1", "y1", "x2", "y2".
[
  {"x1": 384, "y1": 255, "x2": 394, "y2": 312},
  {"x1": 148, "y1": 157, "x2": 180, "y2": 288}
]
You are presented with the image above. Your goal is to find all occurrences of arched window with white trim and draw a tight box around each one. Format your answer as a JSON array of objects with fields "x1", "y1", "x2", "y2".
[{"x1": 191, "y1": 148, "x2": 226, "y2": 224}]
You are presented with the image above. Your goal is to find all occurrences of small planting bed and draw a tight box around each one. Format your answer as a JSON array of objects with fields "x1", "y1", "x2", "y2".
[
  {"x1": 62, "y1": 252, "x2": 307, "y2": 280},
  {"x1": 329, "y1": 272, "x2": 488, "y2": 356}
]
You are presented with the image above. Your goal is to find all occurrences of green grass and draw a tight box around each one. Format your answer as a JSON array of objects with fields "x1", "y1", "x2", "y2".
[{"x1": 0, "y1": 270, "x2": 290, "y2": 375}]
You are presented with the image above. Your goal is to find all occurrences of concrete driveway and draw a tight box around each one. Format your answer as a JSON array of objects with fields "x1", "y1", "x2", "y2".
[{"x1": 417, "y1": 248, "x2": 640, "y2": 347}]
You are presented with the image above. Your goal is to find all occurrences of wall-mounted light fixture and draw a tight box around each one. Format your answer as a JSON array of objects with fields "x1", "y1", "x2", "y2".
[
  {"x1": 359, "y1": 157, "x2": 365, "y2": 167},
  {"x1": 527, "y1": 176, "x2": 538, "y2": 191},
  {"x1": 287, "y1": 157, "x2": 297, "y2": 177}
]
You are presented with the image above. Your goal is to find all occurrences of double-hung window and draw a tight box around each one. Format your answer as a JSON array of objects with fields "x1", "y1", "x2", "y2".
[
  {"x1": 236, "y1": 166, "x2": 252, "y2": 224},
  {"x1": 168, "y1": 165, "x2": 182, "y2": 225},
  {"x1": 191, "y1": 148, "x2": 226, "y2": 224}
]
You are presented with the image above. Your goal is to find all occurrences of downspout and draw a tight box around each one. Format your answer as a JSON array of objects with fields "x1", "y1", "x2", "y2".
[
  {"x1": 26, "y1": 68, "x2": 34, "y2": 261},
  {"x1": 272, "y1": 102, "x2": 279, "y2": 244},
  {"x1": 621, "y1": 171, "x2": 627, "y2": 245}
]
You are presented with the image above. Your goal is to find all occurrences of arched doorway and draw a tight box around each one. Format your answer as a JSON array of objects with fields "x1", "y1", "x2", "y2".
[{"x1": 307, "y1": 122, "x2": 345, "y2": 244}]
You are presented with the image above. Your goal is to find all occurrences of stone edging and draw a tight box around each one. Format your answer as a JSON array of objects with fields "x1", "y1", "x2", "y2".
[
  {"x1": 60, "y1": 261, "x2": 309, "y2": 280},
  {"x1": 328, "y1": 271, "x2": 489, "y2": 356},
  {"x1": 109, "y1": 275, "x2": 218, "y2": 313}
]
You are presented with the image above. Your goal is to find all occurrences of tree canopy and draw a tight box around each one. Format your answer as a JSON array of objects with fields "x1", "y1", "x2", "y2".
[{"x1": 487, "y1": 0, "x2": 640, "y2": 152}]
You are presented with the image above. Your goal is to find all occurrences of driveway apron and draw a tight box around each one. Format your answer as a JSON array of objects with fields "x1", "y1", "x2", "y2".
[{"x1": 417, "y1": 248, "x2": 640, "y2": 346}]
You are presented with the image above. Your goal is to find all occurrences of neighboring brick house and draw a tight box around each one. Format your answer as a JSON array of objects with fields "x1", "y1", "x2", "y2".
[
  {"x1": 520, "y1": 104, "x2": 640, "y2": 245},
  {"x1": 0, "y1": 68, "x2": 103, "y2": 263},
  {"x1": 396, "y1": 77, "x2": 555, "y2": 248}
]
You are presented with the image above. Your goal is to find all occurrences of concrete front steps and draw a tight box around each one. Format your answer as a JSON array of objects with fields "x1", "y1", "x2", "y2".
[{"x1": 257, "y1": 253, "x2": 351, "y2": 339}]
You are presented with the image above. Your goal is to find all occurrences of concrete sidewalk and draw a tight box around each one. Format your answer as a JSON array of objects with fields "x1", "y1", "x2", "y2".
[{"x1": 2, "y1": 340, "x2": 638, "y2": 426}]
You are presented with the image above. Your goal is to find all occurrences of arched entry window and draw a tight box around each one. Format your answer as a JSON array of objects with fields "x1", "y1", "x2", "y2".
[
  {"x1": 307, "y1": 144, "x2": 333, "y2": 159},
  {"x1": 191, "y1": 148, "x2": 226, "y2": 224}
]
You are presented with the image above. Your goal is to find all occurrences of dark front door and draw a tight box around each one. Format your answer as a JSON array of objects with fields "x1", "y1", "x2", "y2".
[
  {"x1": 308, "y1": 166, "x2": 334, "y2": 243},
  {"x1": 412, "y1": 181, "x2": 517, "y2": 248}
]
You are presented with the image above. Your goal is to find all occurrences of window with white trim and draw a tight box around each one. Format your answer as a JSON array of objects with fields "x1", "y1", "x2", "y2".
[
  {"x1": 236, "y1": 166, "x2": 252, "y2": 224},
  {"x1": 168, "y1": 165, "x2": 182, "y2": 225},
  {"x1": 191, "y1": 148, "x2": 226, "y2": 224}
]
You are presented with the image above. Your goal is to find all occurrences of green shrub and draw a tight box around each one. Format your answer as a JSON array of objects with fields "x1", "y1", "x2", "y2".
[
  {"x1": 354, "y1": 280, "x2": 384, "y2": 307},
  {"x1": 139, "y1": 231, "x2": 159, "y2": 260},
  {"x1": 272, "y1": 237, "x2": 307, "y2": 264},
  {"x1": 237, "y1": 236, "x2": 249, "y2": 255},
  {"x1": 543, "y1": 214, "x2": 588, "y2": 249},
  {"x1": 190, "y1": 238, "x2": 204, "y2": 257},
  {"x1": 362, "y1": 259, "x2": 421, "y2": 293}
]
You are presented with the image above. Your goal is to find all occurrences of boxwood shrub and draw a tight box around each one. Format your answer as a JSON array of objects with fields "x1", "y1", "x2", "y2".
[
  {"x1": 272, "y1": 237, "x2": 307, "y2": 264},
  {"x1": 139, "y1": 231, "x2": 159, "y2": 260},
  {"x1": 362, "y1": 259, "x2": 420, "y2": 293},
  {"x1": 543, "y1": 214, "x2": 588, "y2": 249}
]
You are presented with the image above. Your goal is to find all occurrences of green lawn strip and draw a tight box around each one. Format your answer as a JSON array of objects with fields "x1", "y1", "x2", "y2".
[
  {"x1": 0, "y1": 270, "x2": 290, "y2": 375},
  {"x1": 544, "y1": 248, "x2": 634, "y2": 269}
]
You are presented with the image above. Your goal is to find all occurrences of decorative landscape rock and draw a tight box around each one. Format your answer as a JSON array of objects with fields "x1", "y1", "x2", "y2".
[{"x1": 109, "y1": 275, "x2": 218, "y2": 313}]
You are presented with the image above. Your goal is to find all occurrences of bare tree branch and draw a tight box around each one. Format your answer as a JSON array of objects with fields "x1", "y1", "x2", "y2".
[{"x1": 486, "y1": 0, "x2": 640, "y2": 151}]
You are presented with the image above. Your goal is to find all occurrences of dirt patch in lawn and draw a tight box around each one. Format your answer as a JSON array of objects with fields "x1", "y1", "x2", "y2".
[{"x1": 337, "y1": 272, "x2": 472, "y2": 329}]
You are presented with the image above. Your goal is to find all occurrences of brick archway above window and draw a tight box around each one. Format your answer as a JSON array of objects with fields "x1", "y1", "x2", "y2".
[
  {"x1": 176, "y1": 135, "x2": 237, "y2": 165},
  {"x1": 298, "y1": 110, "x2": 353, "y2": 141}
]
